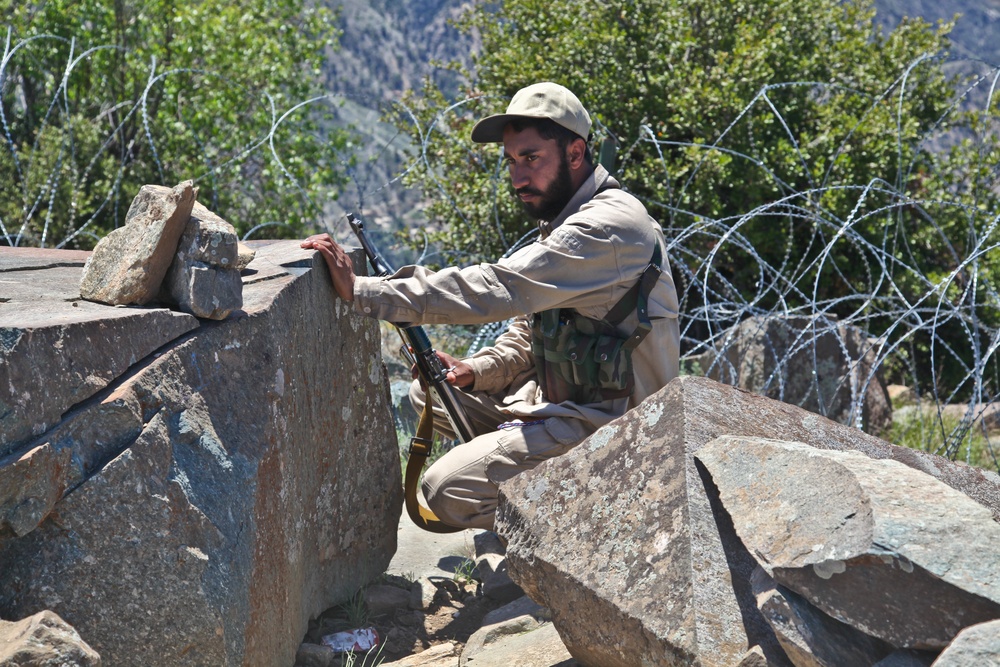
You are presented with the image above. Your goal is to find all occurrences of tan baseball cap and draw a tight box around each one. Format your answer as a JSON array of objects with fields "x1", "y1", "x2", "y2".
[{"x1": 471, "y1": 82, "x2": 591, "y2": 143}]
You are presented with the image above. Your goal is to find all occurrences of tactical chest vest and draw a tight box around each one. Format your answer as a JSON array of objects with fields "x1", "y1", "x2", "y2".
[{"x1": 531, "y1": 243, "x2": 663, "y2": 404}]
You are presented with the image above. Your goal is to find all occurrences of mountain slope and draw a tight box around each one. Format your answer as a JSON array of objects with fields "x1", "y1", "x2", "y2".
[{"x1": 874, "y1": 0, "x2": 1000, "y2": 64}]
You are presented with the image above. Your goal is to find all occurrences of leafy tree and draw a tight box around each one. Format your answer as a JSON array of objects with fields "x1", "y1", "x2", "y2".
[
  {"x1": 1, "y1": 0, "x2": 348, "y2": 248},
  {"x1": 401, "y1": 0, "x2": 958, "y2": 259},
  {"x1": 395, "y1": 0, "x2": 1000, "y2": 401}
]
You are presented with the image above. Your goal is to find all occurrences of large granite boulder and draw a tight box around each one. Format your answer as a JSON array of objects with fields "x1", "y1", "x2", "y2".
[
  {"x1": 0, "y1": 242, "x2": 402, "y2": 666},
  {"x1": 697, "y1": 437, "x2": 1000, "y2": 650},
  {"x1": 495, "y1": 376, "x2": 1000, "y2": 667},
  {"x1": 79, "y1": 181, "x2": 197, "y2": 305},
  {"x1": 688, "y1": 315, "x2": 892, "y2": 435}
]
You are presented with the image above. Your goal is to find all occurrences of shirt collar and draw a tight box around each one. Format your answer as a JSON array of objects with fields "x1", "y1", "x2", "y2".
[{"x1": 538, "y1": 164, "x2": 617, "y2": 238}]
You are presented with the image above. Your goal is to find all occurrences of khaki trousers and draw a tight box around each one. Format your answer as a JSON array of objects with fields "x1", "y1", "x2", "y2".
[{"x1": 409, "y1": 381, "x2": 595, "y2": 530}]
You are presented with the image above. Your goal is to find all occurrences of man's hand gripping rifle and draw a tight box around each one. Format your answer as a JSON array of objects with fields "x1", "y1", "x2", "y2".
[{"x1": 347, "y1": 213, "x2": 474, "y2": 532}]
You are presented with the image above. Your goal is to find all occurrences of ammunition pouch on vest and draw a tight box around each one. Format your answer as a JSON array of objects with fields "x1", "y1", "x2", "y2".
[{"x1": 531, "y1": 244, "x2": 663, "y2": 404}]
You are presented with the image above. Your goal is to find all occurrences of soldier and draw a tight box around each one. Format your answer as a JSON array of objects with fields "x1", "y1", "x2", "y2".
[{"x1": 302, "y1": 82, "x2": 679, "y2": 530}]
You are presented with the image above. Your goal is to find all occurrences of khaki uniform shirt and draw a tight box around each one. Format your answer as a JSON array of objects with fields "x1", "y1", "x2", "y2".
[{"x1": 354, "y1": 164, "x2": 680, "y2": 430}]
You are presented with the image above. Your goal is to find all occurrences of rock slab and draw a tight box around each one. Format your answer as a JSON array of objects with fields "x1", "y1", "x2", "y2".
[
  {"x1": 0, "y1": 242, "x2": 402, "y2": 667},
  {"x1": 459, "y1": 623, "x2": 575, "y2": 667},
  {"x1": 496, "y1": 376, "x2": 1000, "y2": 667},
  {"x1": 751, "y1": 567, "x2": 893, "y2": 666},
  {"x1": 381, "y1": 642, "x2": 461, "y2": 667},
  {"x1": 461, "y1": 595, "x2": 553, "y2": 667},
  {"x1": 162, "y1": 201, "x2": 242, "y2": 319},
  {"x1": 697, "y1": 436, "x2": 1000, "y2": 649},
  {"x1": 0, "y1": 610, "x2": 101, "y2": 666},
  {"x1": 498, "y1": 380, "x2": 784, "y2": 667},
  {"x1": 1, "y1": 249, "x2": 197, "y2": 458}
]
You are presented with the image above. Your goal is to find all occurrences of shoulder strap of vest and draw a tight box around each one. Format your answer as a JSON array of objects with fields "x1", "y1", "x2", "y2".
[{"x1": 602, "y1": 242, "x2": 663, "y2": 350}]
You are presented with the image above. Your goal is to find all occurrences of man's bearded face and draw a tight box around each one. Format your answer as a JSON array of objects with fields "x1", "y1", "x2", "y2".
[{"x1": 515, "y1": 150, "x2": 575, "y2": 221}]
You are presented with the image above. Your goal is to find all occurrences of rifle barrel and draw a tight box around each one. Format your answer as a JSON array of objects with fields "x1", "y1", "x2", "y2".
[{"x1": 347, "y1": 213, "x2": 476, "y2": 444}]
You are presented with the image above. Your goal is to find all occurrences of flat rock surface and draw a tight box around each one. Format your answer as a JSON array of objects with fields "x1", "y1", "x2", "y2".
[
  {"x1": 387, "y1": 509, "x2": 482, "y2": 581},
  {"x1": 1, "y1": 252, "x2": 197, "y2": 456},
  {"x1": 381, "y1": 642, "x2": 461, "y2": 667},
  {"x1": 0, "y1": 246, "x2": 90, "y2": 270},
  {"x1": 698, "y1": 436, "x2": 1000, "y2": 649},
  {"x1": 241, "y1": 240, "x2": 316, "y2": 286},
  {"x1": 461, "y1": 622, "x2": 576, "y2": 667},
  {"x1": 1, "y1": 241, "x2": 402, "y2": 667}
]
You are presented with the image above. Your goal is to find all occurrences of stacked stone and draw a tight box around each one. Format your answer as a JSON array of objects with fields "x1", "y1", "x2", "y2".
[
  {"x1": 161, "y1": 201, "x2": 244, "y2": 320},
  {"x1": 79, "y1": 181, "x2": 251, "y2": 320}
]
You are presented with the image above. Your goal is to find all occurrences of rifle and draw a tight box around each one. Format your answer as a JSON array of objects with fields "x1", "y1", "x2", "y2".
[{"x1": 347, "y1": 213, "x2": 474, "y2": 533}]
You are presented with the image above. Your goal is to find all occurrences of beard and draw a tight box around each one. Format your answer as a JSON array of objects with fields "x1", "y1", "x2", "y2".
[{"x1": 516, "y1": 155, "x2": 575, "y2": 221}]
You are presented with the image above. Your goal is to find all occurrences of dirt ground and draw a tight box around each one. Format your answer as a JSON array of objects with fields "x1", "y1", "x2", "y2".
[{"x1": 303, "y1": 574, "x2": 506, "y2": 665}]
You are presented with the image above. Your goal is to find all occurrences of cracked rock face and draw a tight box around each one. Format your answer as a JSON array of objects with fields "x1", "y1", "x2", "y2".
[
  {"x1": 497, "y1": 380, "x2": 784, "y2": 667},
  {"x1": 750, "y1": 567, "x2": 894, "y2": 666},
  {"x1": 0, "y1": 247, "x2": 199, "y2": 460},
  {"x1": 696, "y1": 436, "x2": 1000, "y2": 650},
  {"x1": 0, "y1": 242, "x2": 402, "y2": 667},
  {"x1": 496, "y1": 376, "x2": 1000, "y2": 667}
]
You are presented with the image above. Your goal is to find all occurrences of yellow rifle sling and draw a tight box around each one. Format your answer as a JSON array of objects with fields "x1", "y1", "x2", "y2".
[{"x1": 404, "y1": 397, "x2": 463, "y2": 533}]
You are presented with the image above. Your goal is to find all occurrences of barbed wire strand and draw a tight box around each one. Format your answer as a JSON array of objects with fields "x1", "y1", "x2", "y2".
[{"x1": 3, "y1": 34, "x2": 999, "y2": 469}]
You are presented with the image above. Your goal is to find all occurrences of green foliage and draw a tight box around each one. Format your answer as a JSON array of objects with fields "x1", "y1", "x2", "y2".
[
  {"x1": 341, "y1": 645, "x2": 386, "y2": 667},
  {"x1": 451, "y1": 557, "x2": 477, "y2": 586},
  {"x1": 394, "y1": 0, "x2": 1000, "y2": 403},
  {"x1": 889, "y1": 405, "x2": 999, "y2": 470},
  {"x1": 401, "y1": 0, "x2": 958, "y2": 259},
  {"x1": 1, "y1": 0, "x2": 349, "y2": 248},
  {"x1": 337, "y1": 588, "x2": 371, "y2": 629},
  {"x1": 391, "y1": 84, "x2": 524, "y2": 263}
]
